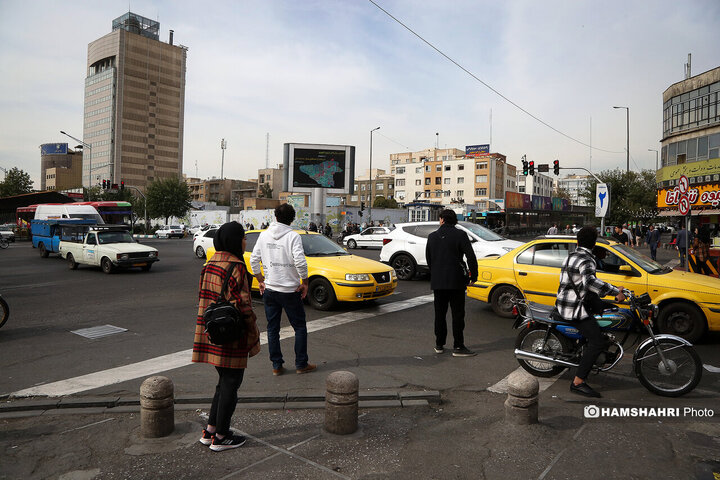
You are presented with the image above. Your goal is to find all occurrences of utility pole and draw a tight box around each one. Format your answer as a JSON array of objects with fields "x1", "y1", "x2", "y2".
[
  {"x1": 220, "y1": 138, "x2": 227, "y2": 179},
  {"x1": 265, "y1": 133, "x2": 269, "y2": 169},
  {"x1": 369, "y1": 126, "x2": 380, "y2": 223}
]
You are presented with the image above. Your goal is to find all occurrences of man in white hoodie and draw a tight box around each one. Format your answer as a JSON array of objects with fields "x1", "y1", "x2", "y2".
[{"x1": 250, "y1": 204, "x2": 317, "y2": 376}]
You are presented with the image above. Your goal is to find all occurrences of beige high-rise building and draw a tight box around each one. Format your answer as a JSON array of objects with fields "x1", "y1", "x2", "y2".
[{"x1": 83, "y1": 12, "x2": 187, "y2": 191}]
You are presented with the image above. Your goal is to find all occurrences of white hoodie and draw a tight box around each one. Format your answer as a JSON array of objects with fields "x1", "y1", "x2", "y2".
[{"x1": 250, "y1": 222, "x2": 308, "y2": 293}]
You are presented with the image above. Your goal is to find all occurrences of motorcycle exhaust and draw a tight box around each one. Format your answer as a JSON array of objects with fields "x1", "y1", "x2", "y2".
[{"x1": 514, "y1": 349, "x2": 579, "y2": 368}]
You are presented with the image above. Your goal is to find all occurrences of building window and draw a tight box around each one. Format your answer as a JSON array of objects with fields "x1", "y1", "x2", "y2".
[
  {"x1": 456, "y1": 190, "x2": 464, "y2": 197},
  {"x1": 416, "y1": 167, "x2": 423, "y2": 174},
  {"x1": 361, "y1": 184, "x2": 366, "y2": 190},
  {"x1": 354, "y1": 184, "x2": 359, "y2": 191},
  {"x1": 425, "y1": 165, "x2": 431, "y2": 172},
  {"x1": 476, "y1": 162, "x2": 487, "y2": 170},
  {"x1": 388, "y1": 184, "x2": 394, "y2": 189},
  {"x1": 376, "y1": 182, "x2": 384, "y2": 190},
  {"x1": 436, "y1": 164, "x2": 442, "y2": 172},
  {"x1": 444, "y1": 190, "x2": 450, "y2": 197},
  {"x1": 519, "y1": 186, "x2": 525, "y2": 193},
  {"x1": 435, "y1": 177, "x2": 442, "y2": 185},
  {"x1": 425, "y1": 178, "x2": 431, "y2": 185},
  {"x1": 395, "y1": 179, "x2": 405, "y2": 186},
  {"x1": 476, "y1": 175, "x2": 488, "y2": 183},
  {"x1": 444, "y1": 178, "x2": 450, "y2": 184},
  {"x1": 259, "y1": 174, "x2": 265, "y2": 183},
  {"x1": 445, "y1": 165, "x2": 451, "y2": 171},
  {"x1": 415, "y1": 179, "x2": 422, "y2": 186},
  {"x1": 458, "y1": 164, "x2": 464, "y2": 170},
  {"x1": 475, "y1": 188, "x2": 487, "y2": 196},
  {"x1": 457, "y1": 177, "x2": 464, "y2": 184},
  {"x1": 396, "y1": 167, "x2": 405, "y2": 174}
]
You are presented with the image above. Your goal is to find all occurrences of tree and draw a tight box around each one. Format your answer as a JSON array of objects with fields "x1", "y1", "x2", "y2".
[
  {"x1": 580, "y1": 169, "x2": 658, "y2": 225},
  {"x1": 554, "y1": 186, "x2": 571, "y2": 201},
  {"x1": 373, "y1": 196, "x2": 386, "y2": 208},
  {"x1": 259, "y1": 183, "x2": 273, "y2": 198},
  {"x1": 0, "y1": 167, "x2": 34, "y2": 197},
  {"x1": 146, "y1": 176, "x2": 192, "y2": 225}
]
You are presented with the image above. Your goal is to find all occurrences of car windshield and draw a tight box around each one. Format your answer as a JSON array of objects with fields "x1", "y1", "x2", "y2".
[
  {"x1": 97, "y1": 231, "x2": 135, "y2": 244},
  {"x1": 302, "y1": 233, "x2": 349, "y2": 256},
  {"x1": 459, "y1": 221, "x2": 505, "y2": 241},
  {"x1": 612, "y1": 245, "x2": 666, "y2": 273}
]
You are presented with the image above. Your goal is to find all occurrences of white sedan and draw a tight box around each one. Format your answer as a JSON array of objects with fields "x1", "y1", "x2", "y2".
[
  {"x1": 343, "y1": 226, "x2": 393, "y2": 249},
  {"x1": 155, "y1": 225, "x2": 184, "y2": 239},
  {"x1": 193, "y1": 227, "x2": 219, "y2": 258}
]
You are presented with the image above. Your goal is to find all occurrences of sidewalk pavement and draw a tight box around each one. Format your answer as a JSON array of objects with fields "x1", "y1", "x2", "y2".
[{"x1": 2, "y1": 378, "x2": 719, "y2": 480}]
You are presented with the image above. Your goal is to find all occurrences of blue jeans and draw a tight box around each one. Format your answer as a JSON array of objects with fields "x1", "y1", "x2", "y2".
[{"x1": 263, "y1": 289, "x2": 309, "y2": 369}]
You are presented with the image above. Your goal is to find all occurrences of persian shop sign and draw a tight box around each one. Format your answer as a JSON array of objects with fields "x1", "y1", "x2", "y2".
[
  {"x1": 656, "y1": 157, "x2": 720, "y2": 183},
  {"x1": 659, "y1": 184, "x2": 720, "y2": 208}
]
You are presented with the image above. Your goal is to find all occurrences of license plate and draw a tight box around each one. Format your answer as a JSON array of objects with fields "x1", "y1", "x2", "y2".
[
  {"x1": 375, "y1": 284, "x2": 393, "y2": 292},
  {"x1": 133, "y1": 262, "x2": 147, "y2": 267}
]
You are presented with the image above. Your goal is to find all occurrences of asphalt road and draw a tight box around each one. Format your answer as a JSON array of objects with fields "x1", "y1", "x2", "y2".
[{"x1": 1, "y1": 237, "x2": 718, "y2": 401}]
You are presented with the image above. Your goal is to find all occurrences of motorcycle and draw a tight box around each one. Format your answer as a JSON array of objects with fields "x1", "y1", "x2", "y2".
[
  {"x1": 512, "y1": 290, "x2": 702, "y2": 397},
  {"x1": 0, "y1": 293, "x2": 8, "y2": 329}
]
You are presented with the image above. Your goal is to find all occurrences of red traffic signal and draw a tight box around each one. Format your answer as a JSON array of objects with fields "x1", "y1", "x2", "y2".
[
  {"x1": 528, "y1": 161, "x2": 535, "y2": 176},
  {"x1": 120, "y1": 181, "x2": 125, "y2": 190},
  {"x1": 553, "y1": 160, "x2": 560, "y2": 175}
]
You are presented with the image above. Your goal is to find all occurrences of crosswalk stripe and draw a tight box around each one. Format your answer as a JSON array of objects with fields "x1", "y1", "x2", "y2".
[{"x1": 11, "y1": 294, "x2": 434, "y2": 398}]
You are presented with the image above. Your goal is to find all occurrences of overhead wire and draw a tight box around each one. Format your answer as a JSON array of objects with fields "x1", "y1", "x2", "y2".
[{"x1": 367, "y1": 0, "x2": 625, "y2": 155}]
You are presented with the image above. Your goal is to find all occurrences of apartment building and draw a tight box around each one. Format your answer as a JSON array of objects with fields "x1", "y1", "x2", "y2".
[
  {"x1": 188, "y1": 178, "x2": 239, "y2": 205},
  {"x1": 257, "y1": 165, "x2": 284, "y2": 199},
  {"x1": 390, "y1": 148, "x2": 516, "y2": 208},
  {"x1": 40, "y1": 143, "x2": 83, "y2": 191},
  {"x1": 344, "y1": 169, "x2": 394, "y2": 206},
  {"x1": 556, "y1": 174, "x2": 591, "y2": 206},
  {"x1": 83, "y1": 12, "x2": 187, "y2": 191},
  {"x1": 517, "y1": 172, "x2": 554, "y2": 197}
]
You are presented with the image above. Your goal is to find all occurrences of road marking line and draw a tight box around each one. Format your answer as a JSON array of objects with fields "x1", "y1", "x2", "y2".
[
  {"x1": 11, "y1": 295, "x2": 434, "y2": 398},
  {"x1": 59, "y1": 418, "x2": 115, "y2": 435},
  {"x1": 487, "y1": 367, "x2": 562, "y2": 394},
  {"x1": 537, "y1": 424, "x2": 587, "y2": 480}
]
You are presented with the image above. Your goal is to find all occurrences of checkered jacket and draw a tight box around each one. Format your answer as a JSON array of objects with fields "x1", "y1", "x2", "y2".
[{"x1": 555, "y1": 247, "x2": 619, "y2": 321}]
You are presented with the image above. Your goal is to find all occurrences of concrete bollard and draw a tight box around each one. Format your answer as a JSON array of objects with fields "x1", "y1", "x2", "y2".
[
  {"x1": 324, "y1": 371, "x2": 359, "y2": 435},
  {"x1": 505, "y1": 370, "x2": 539, "y2": 425},
  {"x1": 140, "y1": 376, "x2": 175, "y2": 438}
]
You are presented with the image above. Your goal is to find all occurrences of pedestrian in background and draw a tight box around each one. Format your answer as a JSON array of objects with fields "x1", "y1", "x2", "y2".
[
  {"x1": 426, "y1": 209, "x2": 478, "y2": 357},
  {"x1": 547, "y1": 224, "x2": 558, "y2": 235},
  {"x1": 612, "y1": 226, "x2": 628, "y2": 245},
  {"x1": 193, "y1": 221, "x2": 260, "y2": 451},
  {"x1": 622, "y1": 224, "x2": 634, "y2": 247},
  {"x1": 676, "y1": 223, "x2": 689, "y2": 268},
  {"x1": 645, "y1": 225, "x2": 661, "y2": 261},
  {"x1": 693, "y1": 226, "x2": 712, "y2": 275},
  {"x1": 250, "y1": 204, "x2": 316, "y2": 376}
]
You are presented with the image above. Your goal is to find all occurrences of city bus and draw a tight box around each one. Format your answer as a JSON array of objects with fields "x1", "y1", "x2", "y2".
[{"x1": 16, "y1": 201, "x2": 132, "y2": 228}]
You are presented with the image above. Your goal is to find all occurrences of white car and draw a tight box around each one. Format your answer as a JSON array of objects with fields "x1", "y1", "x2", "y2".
[
  {"x1": 343, "y1": 226, "x2": 393, "y2": 249},
  {"x1": 193, "y1": 227, "x2": 219, "y2": 258},
  {"x1": 192, "y1": 224, "x2": 222, "y2": 239},
  {"x1": 155, "y1": 225, "x2": 184, "y2": 239},
  {"x1": 379, "y1": 221, "x2": 522, "y2": 280}
]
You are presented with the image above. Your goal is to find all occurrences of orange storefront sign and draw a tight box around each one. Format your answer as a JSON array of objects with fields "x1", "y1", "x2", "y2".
[{"x1": 658, "y1": 184, "x2": 720, "y2": 208}]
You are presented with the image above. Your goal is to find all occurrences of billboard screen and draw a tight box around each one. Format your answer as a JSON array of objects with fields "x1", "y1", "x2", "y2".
[
  {"x1": 465, "y1": 144, "x2": 490, "y2": 157},
  {"x1": 40, "y1": 143, "x2": 68, "y2": 155},
  {"x1": 283, "y1": 143, "x2": 355, "y2": 194}
]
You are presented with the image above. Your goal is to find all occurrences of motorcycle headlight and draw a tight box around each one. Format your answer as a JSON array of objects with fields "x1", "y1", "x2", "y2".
[{"x1": 345, "y1": 273, "x2": 370, "y2": 281}]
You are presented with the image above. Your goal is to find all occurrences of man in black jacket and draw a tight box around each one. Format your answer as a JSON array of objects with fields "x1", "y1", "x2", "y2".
[{"x1": 426, "y1": 210, "x2": 479, "y2": 357}]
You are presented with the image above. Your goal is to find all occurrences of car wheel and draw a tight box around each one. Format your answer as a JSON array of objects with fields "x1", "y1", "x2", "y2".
[
  {"x1": 195, "y1": 246, "x2": 205, "y2": 258},
  {"x1": 39, "y1": 242, "x2": 49, "y2": 258},
  {"x1": 101, "y1": 257, "x2": 115, "y2": 274},
  {"x1": 391, "y1": 254, "x2": 416, "y2": 280},
  {"x1": 308, "y1": 278, "x2": 337, "y2": 311},
  {"x1": 491, "y1": 285, "x2": 522, "y2": 318},
  {"x1": 67, "y1": 253, "x2": 78, "y2": 270},
  {"x1": 154, "y1": 234, "x2": 159, "y2": 238},
  {"x1": 348, "y1": 239, "x2": 357, "y2": 249},
  {"x1": 657, "y1": 302, "x2": 707, "y2": 343}
]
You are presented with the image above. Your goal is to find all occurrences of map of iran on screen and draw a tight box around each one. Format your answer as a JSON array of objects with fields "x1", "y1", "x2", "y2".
[{"x1": 284, "y1": 143, "x2": 355, "y2": 194}]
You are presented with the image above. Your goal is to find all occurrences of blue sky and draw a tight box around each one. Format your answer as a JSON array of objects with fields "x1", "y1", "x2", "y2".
[{"x1": 1, "y1": 0, "x2": 719, "y2": 186}]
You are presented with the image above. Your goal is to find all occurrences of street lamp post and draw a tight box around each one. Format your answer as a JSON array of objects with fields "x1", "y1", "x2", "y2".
[
  {"x1": 60, "y1": 130, "x2": 92, "y2": 188},
  {"x1": 613, "y1": 106, "x2": 629, "y2": 172},
  {"x1": 648, "y1": 148, "x2": 659, "y2": 171},
  {"x1": 369, "y1": 126, "x2": 380, "y2": 223}
]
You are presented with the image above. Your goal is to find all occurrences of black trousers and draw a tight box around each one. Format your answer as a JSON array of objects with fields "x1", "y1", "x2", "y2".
[
  {"x1": 208, "y1": 366, "x2": 245, "y2": 435},
  {"x1": 574, "y1": 317, "x2": 607, "y2": 380},
  {"x1": 433, "y1": 289, "x2": 466, "y2": 349}
]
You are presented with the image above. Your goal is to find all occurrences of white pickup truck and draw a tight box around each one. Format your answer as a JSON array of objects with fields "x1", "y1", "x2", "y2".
[{"x1": 59, "y1": 227, "x2": 159, "y2": 273}]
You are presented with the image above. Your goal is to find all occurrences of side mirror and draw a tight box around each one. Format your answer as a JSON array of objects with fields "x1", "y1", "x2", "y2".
[{"x1": 619, "y1": 265, "x2": 638, "y2": 276}]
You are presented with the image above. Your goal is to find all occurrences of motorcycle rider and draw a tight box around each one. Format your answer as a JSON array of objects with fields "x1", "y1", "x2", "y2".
[{"x1": 556, "y1": 226, "x2": 626, "y2": 398}]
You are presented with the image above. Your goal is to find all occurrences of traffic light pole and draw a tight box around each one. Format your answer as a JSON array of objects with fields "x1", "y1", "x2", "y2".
[{"x1": 124, "y1": 185, "x2": 148, "y2": 233}]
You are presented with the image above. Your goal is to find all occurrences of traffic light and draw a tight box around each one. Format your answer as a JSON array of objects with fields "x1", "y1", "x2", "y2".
[
  {"x1": 529, "y1": 161, "x2": 535, "y2": 176},
  {"x1": 360, "y1": 201, "x2": 365, "y2": 211},
  {"x1": 121, "y1": 181, "x2": 125, "y2": 190},
  {"x1": 522, "y1": 159, "x2": 528, "y2": 176},
  {"x1": 553, "y1": 160, "x2": 560, "y2": 175},
  {"x1": 102, "y1": 179, "x2": 107, "y2": 190}
]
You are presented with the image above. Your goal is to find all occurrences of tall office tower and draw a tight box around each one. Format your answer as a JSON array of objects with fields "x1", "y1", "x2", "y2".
[{"x1": 83, "y1": 12, "x2": 187, "y2": 190}]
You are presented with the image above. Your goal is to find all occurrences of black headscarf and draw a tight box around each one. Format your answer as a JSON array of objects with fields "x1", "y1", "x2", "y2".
[{"x1": 213, "y1": 221, "x2": 245, "y2": 258}]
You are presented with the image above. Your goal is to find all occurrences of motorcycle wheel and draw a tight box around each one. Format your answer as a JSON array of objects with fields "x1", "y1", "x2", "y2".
[
  {"x1": 515, "y1": 326, "x2": 572, "y2": 377},
  {"x1": 635, "y1": 338, "x2": 702, "y2": 397},
  {"x1": 0, "y1": 296, "x2": 8, "y2": 329}
]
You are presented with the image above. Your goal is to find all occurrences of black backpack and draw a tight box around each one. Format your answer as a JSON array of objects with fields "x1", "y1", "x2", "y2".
[{"x1": 203, "y1": 263, "x2": 247, "y2": 345}]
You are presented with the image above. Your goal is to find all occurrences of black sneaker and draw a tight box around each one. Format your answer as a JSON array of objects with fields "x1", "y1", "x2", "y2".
[
  {"x1": 434, "y1": 346, "x2": 444, "y2": 354},
  {"x1": 199, "y1": 429, "x2": 213, "y2": 446},
  {"x1": 570, "y1": 381, "x2": 602, "y2": 398},
  {"x1": 210, "y1": 433, "x2": 247, "y2": 452},
  {"x1": 452, "y1": 346, "x2": 476, "y2": 357}
]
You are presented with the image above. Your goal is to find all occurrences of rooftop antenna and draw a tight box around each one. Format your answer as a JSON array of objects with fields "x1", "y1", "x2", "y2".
[
  {"x1": 684, "y1": 53, "x2": 692, "y2": 79},
  {"x1": 265, "y1": 132, "x2": 269, "y2": 169},
  {"x1": 489, "y1": 108, "x2": 492, "y2": 149},
  {"x1": 195, "y1": 159, "x2": 198, "y2": 178}
]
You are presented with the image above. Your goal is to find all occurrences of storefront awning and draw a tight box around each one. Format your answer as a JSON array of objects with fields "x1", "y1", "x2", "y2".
[
  {"x1": 657, "y1": 210, "x2": 678, "y2": 217},
  {"x1": 698, "y1": 209, "x2": 720, "y2": 216}
]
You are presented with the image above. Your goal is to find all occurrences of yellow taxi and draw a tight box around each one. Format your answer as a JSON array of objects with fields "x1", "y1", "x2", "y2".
[
  {"x1": 467, "y1": 235, "x2": 720, "y2": 343},
  {"x1": 206, "y1": 230, "x2": 397, "y2": 310}
]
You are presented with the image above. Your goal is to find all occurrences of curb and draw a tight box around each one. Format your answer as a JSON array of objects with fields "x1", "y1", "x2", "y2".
[{"x1": 0, "y1": 391, "x2": 441, "y2": 417}]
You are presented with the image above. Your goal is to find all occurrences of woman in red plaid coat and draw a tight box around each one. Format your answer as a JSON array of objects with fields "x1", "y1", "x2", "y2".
[{"x1": 192, "y1": 221, "x2": 260, "y2": 451}]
